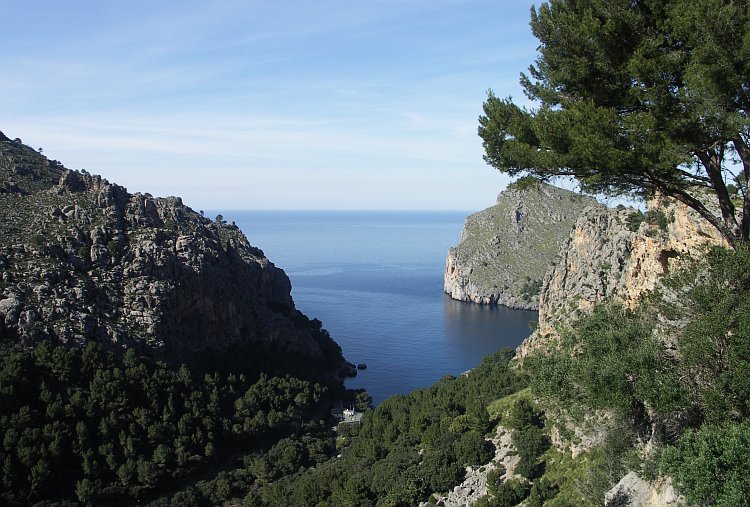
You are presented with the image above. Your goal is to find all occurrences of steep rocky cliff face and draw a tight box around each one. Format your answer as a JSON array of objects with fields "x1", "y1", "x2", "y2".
[
  {"x1": 520, "y1": 196, "x2": 727, "y2": 356},
  {"x1": 0, "y1": 132, "x2": 348, "y2": 372},
  {"x1": 444, "y1": 182, "x2": 598, "y2": 309}
]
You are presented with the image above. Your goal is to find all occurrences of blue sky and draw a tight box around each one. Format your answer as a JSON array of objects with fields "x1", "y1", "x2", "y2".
[{"x1": 1, "y1": 1, "x2": 539, "y2": 210}]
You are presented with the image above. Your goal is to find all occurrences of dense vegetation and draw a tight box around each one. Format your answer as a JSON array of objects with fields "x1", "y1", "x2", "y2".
[
  {"x1": 0, "y1": 335, "x2": 353, "y2": 506},
  {"x1": 249, "y1": 349, "x2": 526, "y2": 506},
  {"x1": 525, "y1": 247, "x2": 750, "y2": 505},
  {"x1": 0, "y1": 327, "x2": 530, "y2": 507}
]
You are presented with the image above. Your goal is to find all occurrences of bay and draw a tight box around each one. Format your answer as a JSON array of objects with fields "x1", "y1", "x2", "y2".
[{"x1": 215, "y1": 210, "x2": 537, "y2": 405}]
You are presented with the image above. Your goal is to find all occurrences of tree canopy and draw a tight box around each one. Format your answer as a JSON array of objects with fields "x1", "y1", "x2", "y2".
[{"x1": 479, "y1": 0, "x2": 750, "y2": 246}]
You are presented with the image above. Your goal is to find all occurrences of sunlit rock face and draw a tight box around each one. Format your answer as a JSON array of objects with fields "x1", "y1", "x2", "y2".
[
  {"x1": 444, "y1": 182, "x2": 598, "y2": 310},
  {"x1": 519, "y1": 195, "x2": 727, "y2": 357}
]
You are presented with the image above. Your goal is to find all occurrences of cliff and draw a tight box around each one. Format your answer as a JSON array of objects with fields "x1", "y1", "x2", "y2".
[
  {"x1": 444, "y1": 181, "x2": 598, "y2": 309},
  {"x1": 0, "y1": 132, "x2": 349, "y2": 374},
  {"x1": 519, "y1": 194, "x2": 728, "y2": 355}
]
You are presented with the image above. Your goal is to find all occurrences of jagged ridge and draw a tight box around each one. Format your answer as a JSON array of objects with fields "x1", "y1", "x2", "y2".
[{"x1": 0, "y1": 132, "x2": 351, "y2": 376}]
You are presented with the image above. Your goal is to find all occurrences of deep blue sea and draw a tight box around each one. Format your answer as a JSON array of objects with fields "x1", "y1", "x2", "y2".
[{"x1": 215, "y1": 211, "x2": 537, "y2": 405}]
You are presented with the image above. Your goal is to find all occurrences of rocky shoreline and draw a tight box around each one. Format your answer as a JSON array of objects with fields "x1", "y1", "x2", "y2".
[{"x1": 444, "y1": 181, "x2": 597, "y2": 310}]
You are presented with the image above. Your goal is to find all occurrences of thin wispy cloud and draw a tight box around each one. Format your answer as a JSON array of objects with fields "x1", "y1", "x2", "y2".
[{"x1": 1, "y1": 0, "x2": 536, "y2": 210}]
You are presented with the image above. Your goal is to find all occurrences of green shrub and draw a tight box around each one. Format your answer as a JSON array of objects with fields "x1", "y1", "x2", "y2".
[
  {"x1": 485, "y1": 465, "x2": 507, "y2": 496},
  {"x1": 505, "y1": 398, "x2": 543, "y2": 430},
  {"x1": 644, "y1": 209, "x2": 669, "y2": 231},
  {"x1": 508, "y1": 176, "x2": 541, "y2": 191},
  {"x1": 662, "y1": 420, "x2": 750, "y2": 507},
  {"x1": 666, "y1": 247, "x2": 750, "y2": 422},
  {"x1": 493, "y1": 478, "x2": 530, "y2": 506},
  {"x1": 527, "y1": 303, "x2": 686, "y2": 421},
  {"x1": 527, "y1": 477, "x2": 560, "y2": 507},
  {"x1": 512, "y1": 426, "x2": 550, "y2": 479},
  {"x1": 625, "y1": 211, "x2": 644, "y2": 232},
  {"x1": 454, "y1": 430, "x2": 493, "y2": 466}
]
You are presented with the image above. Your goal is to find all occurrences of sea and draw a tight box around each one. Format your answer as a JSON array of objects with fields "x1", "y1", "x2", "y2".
[{"x1": 215, "y1": 210, "x2": 537, "y2": 405}]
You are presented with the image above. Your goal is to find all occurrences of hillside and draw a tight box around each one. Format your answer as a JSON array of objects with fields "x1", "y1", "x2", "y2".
[
  {"x1": 0, "y1": 131, "x2": 359, "y2": 506},
  {"x1": 0, "y1": 131, "x2": 349, "y2": 376},
  {"x1": 444, "y1": 180, "x2": 598, "y2": 309}
]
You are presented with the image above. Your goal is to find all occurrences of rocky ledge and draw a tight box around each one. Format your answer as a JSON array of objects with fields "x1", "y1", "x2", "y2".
[{"x1": 444, "y1": 180, "x2": 598, "y2": 310}]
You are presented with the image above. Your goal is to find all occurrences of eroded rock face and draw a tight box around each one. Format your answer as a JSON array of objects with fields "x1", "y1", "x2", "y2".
[
  {"x1": 605, "y1": 472, "x2": 682, "y2": 507},
  {"x1": 519, "y1": 196, "x2": 727, "y2": 357},
  {"x1": 444, "y1": 183, "x2": 598, "y2": 309},
  {"x1": 0, "y1": 133, "x2": 346, "y2": 369}
]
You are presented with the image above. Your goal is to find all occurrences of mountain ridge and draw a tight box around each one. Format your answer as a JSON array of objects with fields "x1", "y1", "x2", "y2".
[{"x1": 0, "y1": 131, "x2": 350, "y2": 377}]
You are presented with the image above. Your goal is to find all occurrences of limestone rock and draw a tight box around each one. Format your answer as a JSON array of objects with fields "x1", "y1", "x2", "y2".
[
  {"x1": 605, "y1": 472, "x2": 682, "y2": 507},
  {"x1": 444, "y1": 182, "x2": 598, "y2": 309},
  {"x1": 518, "y1": 195, "x2": 727, "y2": 356},
  {"x1": 0, "y1": 132, "x2": 347, "y2": 373}
]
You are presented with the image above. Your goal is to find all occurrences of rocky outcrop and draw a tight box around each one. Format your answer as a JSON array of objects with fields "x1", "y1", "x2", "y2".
[
  {"x1": 419, "y1": 425, "x2": 520, "y2": 507},
  {"x1": 0, "y1": 132, "x2": 349, "y2": 373},
  {"x1": 444, "y1": 181, "x2": 598, "y2": 309},
  {"x1": 605, "y1": 472, "x2": 682, "y2": 507},
  {"x1": 519, "y1": 194, "x2": 727, "y2": 355}
]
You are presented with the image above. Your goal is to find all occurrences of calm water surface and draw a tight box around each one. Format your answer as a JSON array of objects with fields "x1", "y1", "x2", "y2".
[{"x1": 215, "y1": 211, "x2": 537, "y2": 404}]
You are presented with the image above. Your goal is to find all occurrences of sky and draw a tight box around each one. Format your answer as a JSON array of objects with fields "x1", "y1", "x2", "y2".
[{"x1": 1, "y1": 1, "x2": 541, "y2": 211}]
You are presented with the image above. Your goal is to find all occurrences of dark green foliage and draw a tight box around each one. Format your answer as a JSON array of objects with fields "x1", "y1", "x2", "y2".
[
  {"x1": 253, "y1": 349, "x2": 527, "y2": 505},
  {"x1": 507, "y1": 176, "x2": 541, "y2": 192},
  {"x1": 0, "y1": 340, "x2": 332, "y2": 506},
  {"x1": 478, "y1": 0, "x2": 750, "y2": 245},
  {"x1": 662, "y1": 420, "x2": 750, "y2": 507},
  {"x1": 527, "y1": 477, "x2": 560, "y2": 507},
  {"x1": 512, "y1": 426, "x2": 549, "y2": 479},
  {"x1": 625, "y1": 211, "x2": 644, "y2": 232},
  {"x1": 528, "y1": 303, "x2": 686, "y2": 424},
  {"x1": 521, "y1": 277, "x2": 543, "y2": 299},
  {"x1": 666, "y1": 246, "x2": 750, "y2": 422},
  {"x1": 454, "y1": 430, "x2": 493, "y2": 466},
  {"x1": 506, "y1": 400, "x2": 549, "y2": 481},
  {"x1": 643, "y1": 210, "x2": 669, "y2": 232},
  {"x1": 653, "y1": 247, "x2": 750, "y2": 504},
  {"x1": 492, "y1": 478, "x2": 530, "y2": 506},
  {"x1": 485, "y1": 465, "x2": 507, "y2": 497},
  {"x1": 505, "y1": 398, "x2": 544, "y2": 431}
]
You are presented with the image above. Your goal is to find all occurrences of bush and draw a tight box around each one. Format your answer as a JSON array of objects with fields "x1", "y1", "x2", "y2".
[
  {"x1": 454, "y1": 430, "x2": 493, "y2": 466},
  {"x1": 505, "y1": 398, "x2": 543, "y2": 430},
  {"x1": 644, "y1": 209, "x2": 669, "y2": 231},
  {"x1": 527, "y1": 477, "x2": 560, "y2": 507},
  {"x1": 528, "y1": 303, "x2": 686, "y2": 422},
  {"x1": 485, "y1": 465, "x2": 507, "y2": 496},
  {"x1": 625, "y1": 211, "x2": 644, "y2": 232},
  {"x1": 493, "y1": 478, "x2": 530, "y2": 506},
  {"x1": 666, "y1": 247, "x2": 750, "y2": 422},
  {"x1": 662, "y1": 420, "x2": 750, "y2": 507},
  {"x1": 508, "y1": 176, "x2": 541, "y2": 191},
  {"x1": 512, "y1": 426, "x2": 549, "y2": 479}
]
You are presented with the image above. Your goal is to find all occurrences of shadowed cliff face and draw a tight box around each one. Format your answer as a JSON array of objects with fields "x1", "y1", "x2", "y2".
[{"x1": 0, "y1": 132, "x2": 347, "y2": 371}]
